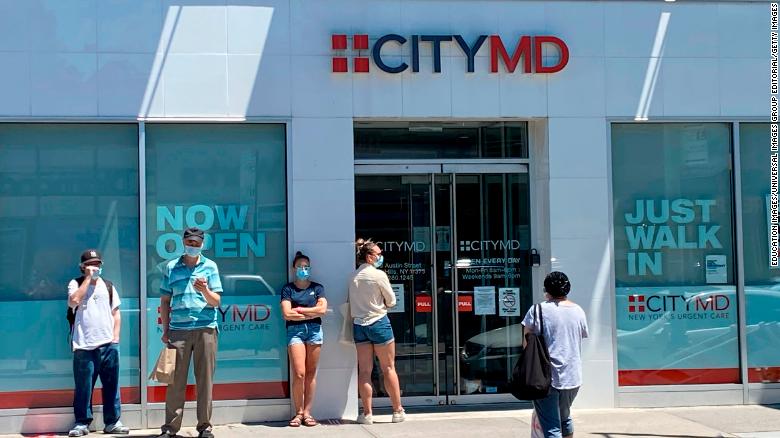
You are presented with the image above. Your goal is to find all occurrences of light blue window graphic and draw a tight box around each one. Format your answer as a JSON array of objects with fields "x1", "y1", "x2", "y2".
[
  {"x1": 144, "y1": 124, "x2": 289, "y2": 401},
  {"x1": 0, "y1": 124, "x2": 141, "y2": 406},
  {"x1": 740, "y1": 123, "x2": 780, "y2": 383},
  {"x1": 612, "y1": 123, "x2": 739, "y2": 386}
]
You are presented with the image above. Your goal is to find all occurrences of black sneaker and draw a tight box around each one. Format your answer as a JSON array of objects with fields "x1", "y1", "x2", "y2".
[
  {"x1": 155, "y1": 431, "x2": 174, "y2": 438},
  {"x1": 197, "y1": 429, "x2": 214, "y2": 438}
]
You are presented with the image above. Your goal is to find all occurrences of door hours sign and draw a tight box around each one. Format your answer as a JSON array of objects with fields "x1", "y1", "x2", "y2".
[{"x1": 499, "y1": 287, "x2": 521, "y2": 317}]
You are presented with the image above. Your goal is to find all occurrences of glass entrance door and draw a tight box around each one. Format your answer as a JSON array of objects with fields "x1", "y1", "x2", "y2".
[
  {"x1": 355, "y1": 167, "x2": 532, "y2": 405},
  {"x1": 354, "y1": 173, "x2": 440, "y2": 403}
]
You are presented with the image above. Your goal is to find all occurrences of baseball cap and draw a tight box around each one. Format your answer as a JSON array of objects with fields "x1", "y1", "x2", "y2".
[
  {"x1": 80, "y1": 249, "x2": 102, "y2": 265},
  {"x1": 183, "y1": 227, "x2": 205, "y2": 242}
]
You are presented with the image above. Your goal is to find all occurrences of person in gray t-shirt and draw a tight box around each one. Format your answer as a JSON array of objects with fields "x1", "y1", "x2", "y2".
[{"x1": 522, "y1": 271, "x2": 588, "y2": 438}]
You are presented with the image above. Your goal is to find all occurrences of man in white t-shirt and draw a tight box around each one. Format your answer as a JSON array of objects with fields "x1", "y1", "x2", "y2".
[{"x1": 66, "y1": 249, "x2": 129, "y2": 436}]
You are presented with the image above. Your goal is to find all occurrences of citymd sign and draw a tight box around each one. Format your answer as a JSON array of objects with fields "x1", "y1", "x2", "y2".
[{"x1": 331, "y1": 34, "x2": 569, "y2": 74}]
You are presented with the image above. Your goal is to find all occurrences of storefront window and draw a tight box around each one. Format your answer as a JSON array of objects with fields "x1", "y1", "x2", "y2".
[
  {"x1": 740, "y1": 123, "x2": 780, "y2": 383},
  {"x1": 145, "y1": 124, "x2": 288, "y2": 401},
  {"x1": 354, "y1": 121, "x2": 528, "y2": 159},
  {"x1": 0, "y1": 124, "x2": 140, "y2": 407},
  {"x1": 612, "y1": 123, "x2": 739, "y2": 385}
]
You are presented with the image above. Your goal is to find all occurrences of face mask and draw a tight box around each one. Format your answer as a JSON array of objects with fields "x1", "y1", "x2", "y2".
[
  {"x1": 88, "y1": 267, "x2": 102, "y2": 278},
  {"x1": 184, "y1": 245, "x2": 202, "y2": 257},
  {"x1": 372, "y1": 255, "x2": 384, "y2": 268},
  {"x1": 295, "y1": 267, "x2": 310, "y2": 280}
]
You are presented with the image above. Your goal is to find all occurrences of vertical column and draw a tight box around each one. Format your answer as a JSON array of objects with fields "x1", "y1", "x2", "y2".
[
  {"x1": 138, "y1": 121, "x2": 149, "y2": 427},
  {"x1": 290, "y1": 117, "x2": 358, "y2": 420},
  {"x1": 548, "y1": 117, "x2": 615, "y2": 408},
  {"x1": 732, "y1": 123, "x2": 750, "y2": 402}
]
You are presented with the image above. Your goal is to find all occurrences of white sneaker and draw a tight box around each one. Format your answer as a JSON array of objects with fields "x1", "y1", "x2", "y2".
[
  {"x1": 69, "y1": 424, "x2": 90, "y2": 437},
  {"x1": 357, "y1": 413, "x2": 373, "y2": 425},
  {"x1": 103, "y1": 420, "x2": 130, "y2": 434},
  {"x1": 392, "y1": 409, "x2": 406, "y2": 423}
]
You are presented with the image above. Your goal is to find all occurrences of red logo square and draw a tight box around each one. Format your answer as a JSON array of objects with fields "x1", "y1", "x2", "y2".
[
  {"x1": 638, "y1": 306, "x2": 645, "y2": 312},
  {"x1": 332, "y1": 34, "x2": 347, "y2": 50},
  {"x1": 354, "y1": 57, "x2": 369, "y2": 73},
  {"x1": 353, "y1": 34, "x2": 369, "y2": 50},
  {"x1": 629, "y1": 305, "x2": 636, "y2": 313},
  {"x1": 332, "y1": 57, "x2": 348, "y2": 73}
]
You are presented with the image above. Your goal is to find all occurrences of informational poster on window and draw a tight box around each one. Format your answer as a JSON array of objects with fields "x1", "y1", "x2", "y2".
[
  {"x1": 436, "y1": 226, "x2": 451, "y2": 252},
  {"x1": 413, "y1": 227, "x2": 431, "y2": 252},
  {"x1": 705, "y1": 255, "x2": 728, "y2": 284},
  {"x1": 474, "y1": 286, "x2": 496, "y2": 315},
  {"x1": 498, "y1": 287, "x2": 521, "y2": 316},
  {"x1": 389, "y1": 284, "x2": 405, "y2": 313}
]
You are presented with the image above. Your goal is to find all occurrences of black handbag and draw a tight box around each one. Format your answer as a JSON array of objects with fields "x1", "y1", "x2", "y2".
[{"x1": 510, "y1": 303, "x2": 552, "y2": 400}]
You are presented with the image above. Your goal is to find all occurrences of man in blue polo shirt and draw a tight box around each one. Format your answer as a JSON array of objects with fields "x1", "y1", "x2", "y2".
[{"x1": 157, "y1": 227, "x2": 223, "y2": 438}]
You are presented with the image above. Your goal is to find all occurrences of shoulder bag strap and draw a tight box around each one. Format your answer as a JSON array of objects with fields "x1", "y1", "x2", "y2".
[
  {"x1": 536, "y1": 303, "x2": 545, "y2": 337},
  {"x1": 105, "y1": 279, "x2": 114, "y2": 310}
]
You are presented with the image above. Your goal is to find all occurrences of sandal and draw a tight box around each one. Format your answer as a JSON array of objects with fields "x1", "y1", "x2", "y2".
[
  {"x1": 303, "y1": 416, "x2": 319, "y2": 427},
  {"x1": 289, "y1": 414, "x2": 303, "y2": 427}
]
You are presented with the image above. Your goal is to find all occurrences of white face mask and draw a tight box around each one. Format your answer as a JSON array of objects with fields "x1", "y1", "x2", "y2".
[
  {"x1": 184, "y1": 245, "x2": 202, "y2": 257},
  {"x1": 84, "y1": 266, "x2": 102, "y2": 278}
]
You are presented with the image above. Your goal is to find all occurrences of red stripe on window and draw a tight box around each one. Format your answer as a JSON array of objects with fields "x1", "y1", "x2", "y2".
[
  {"x1": 0, "y1": 387, "x2": 140, "y2": 409},
  {"x1": 0, "y1": 382, "x2": 289, "y2": 409},
  {"x1": 748, "y1": 367, "x2": 780, "y2": 383},
  {"x1": 147, "y1": 382, "x2": 289, "y2": 402},
  {"x1": 619, "y1": 368, "x2": 740, "y2": 386}
]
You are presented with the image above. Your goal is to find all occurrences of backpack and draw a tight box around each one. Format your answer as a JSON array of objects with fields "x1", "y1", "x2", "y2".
[
  {"x1": 510, "y1": 303, "x2": 552, "y2": 400},
  {"x1": 66, "y1": 276, "x2": 114, "y2": 337}
]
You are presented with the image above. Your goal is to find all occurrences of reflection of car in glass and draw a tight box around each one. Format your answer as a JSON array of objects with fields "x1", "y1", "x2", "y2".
[
  {"x1": 221, "y1": 274, "x2": 276, "y2": 296},
  {"x1": 456, "y1": 288, "x2": 780, "y2": 390},
  {"x1": 617, "y1": 288, "x2": 780, "y2": 374},
  {"x1": 459, "y1": 324, "x2": 524, "y2": 394},
  {"x1": 147, "y1": 258, "x2": 276, "y2": 296}
]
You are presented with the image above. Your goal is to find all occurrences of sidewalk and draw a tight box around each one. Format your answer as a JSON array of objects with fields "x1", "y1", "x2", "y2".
[{"x1": 6, "y1": 405, "x2": 780, "y2": 438}]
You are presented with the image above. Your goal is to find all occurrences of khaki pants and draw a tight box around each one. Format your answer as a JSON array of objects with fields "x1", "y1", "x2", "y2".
[{"x1": 163, "y1": 327, "x2": 217, "y2": 433}]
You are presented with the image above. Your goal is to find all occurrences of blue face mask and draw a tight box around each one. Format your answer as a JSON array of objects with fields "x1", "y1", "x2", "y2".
[
  {"x1": 372, "y1": 255, "x2": 384, "y2": 268},
  {"x1": 184, "y1": 245, "x2": 202, "y2": 257},
  {"x1": 90, "y1": 267, "x2": 102, "y2": 278},
  {"x1": 295, "y1": 267, "x2": 310, "y2": 281}
]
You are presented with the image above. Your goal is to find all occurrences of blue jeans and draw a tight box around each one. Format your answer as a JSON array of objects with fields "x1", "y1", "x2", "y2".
[
  {"x1": 532, "y1": 387, "x2": 579, "y2": 438},
  {"x1": 353, "y1": 315, "x2": 395, "y2": 345},
  {"x1": 286, "y1": 322, "x2": 324, "y2": 346},
  {"x1": 73, "y1": 343, "x2": 121, "y2": 426}
]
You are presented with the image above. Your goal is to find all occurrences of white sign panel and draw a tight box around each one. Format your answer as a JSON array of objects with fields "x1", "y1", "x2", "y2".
[
  {"x1": 413, "y1": 227, "x2": 431, "y2": 252},
  {"x1": 436, "y1": 226, "x2": 451, "y2": 252},
  {"x1": 473, "y1": 286, "x2": 496, "y2": 315},
  {"x1": 705, "y1": 255, "x2": 727, "y2": 284},
  {"x1": 389, "y1": 284, "x2": 405, "y2": 313},
  {"x1": 498, "y1": 287, "x2": 521, "y2": 317}
]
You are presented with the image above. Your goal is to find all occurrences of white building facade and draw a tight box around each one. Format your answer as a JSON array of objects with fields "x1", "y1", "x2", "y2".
[{"x1": 0, "y1": 0, "x2": 774, "y2": 433}]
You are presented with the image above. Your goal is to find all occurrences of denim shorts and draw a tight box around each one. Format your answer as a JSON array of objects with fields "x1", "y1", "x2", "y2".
[
  {"x1": 286, "y1": 322, "x2": 323, "y2": 346},
  {"x1": 353, "y1": 315, "x2": 395, "y2": 345},
  {"x1": 532, "y1": 387, "x2": 580, "y2": 438}
]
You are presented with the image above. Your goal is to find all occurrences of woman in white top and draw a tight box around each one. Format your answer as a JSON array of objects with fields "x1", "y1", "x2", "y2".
[
  {"x1": 522, "y1": 271, "x2": 589, "y2": 438},
  {"x1": 348, "y1": 239, "x2": 405, "y2": 424}
]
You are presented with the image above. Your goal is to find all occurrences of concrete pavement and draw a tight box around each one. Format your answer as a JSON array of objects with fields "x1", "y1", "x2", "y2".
[{"x1": 5, "y1": 405, "x2": 780, "y2": 438}]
